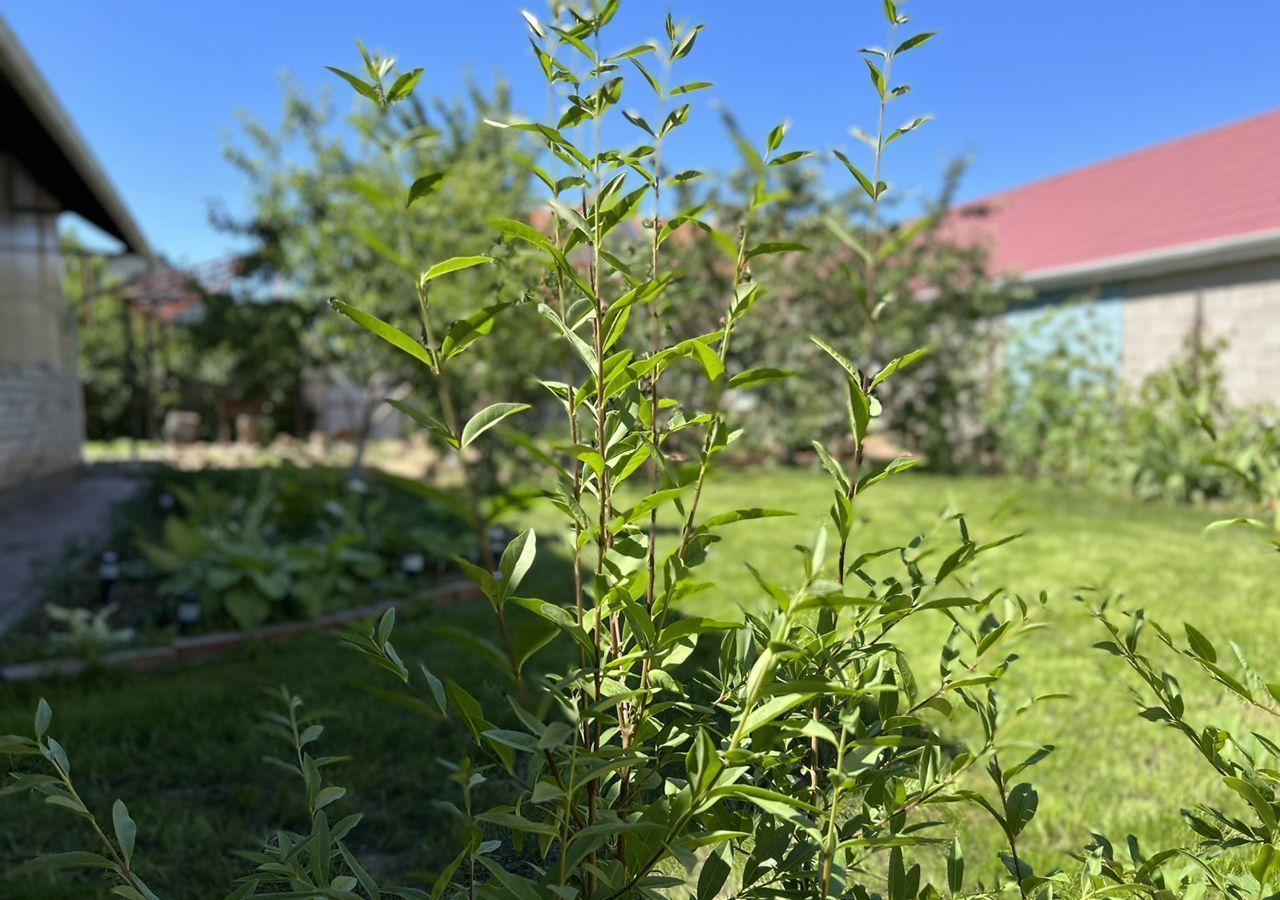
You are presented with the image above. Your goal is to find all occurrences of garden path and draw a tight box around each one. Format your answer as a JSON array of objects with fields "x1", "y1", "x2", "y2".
[{"x1": 0, "y1": 466, "x2": 143, "y2": 634}]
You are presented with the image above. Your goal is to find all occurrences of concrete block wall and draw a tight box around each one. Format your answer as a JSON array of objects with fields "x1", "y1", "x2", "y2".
[
  {"x1": 1122, "y1": 257, "x2": 1280, "y2": 407},
  {"x1": 0, "y1": 154, "x2": 83, "y2": 488}
]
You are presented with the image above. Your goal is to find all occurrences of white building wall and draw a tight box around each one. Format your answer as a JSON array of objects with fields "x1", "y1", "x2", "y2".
[
  {"x1": 1121, "y1": 256, "x2": 1280, "y2": 407},
  {"x1": 0, "y1": 153, "x2": 83, "y2": 488}
]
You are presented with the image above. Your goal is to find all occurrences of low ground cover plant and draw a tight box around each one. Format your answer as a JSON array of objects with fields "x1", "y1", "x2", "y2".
[
  {"x1": 1, "y1": 464, "x2": 473, "y2": 660},
  {"x1": 138, "y1": 464, "x2": 474, "y2": 630}
]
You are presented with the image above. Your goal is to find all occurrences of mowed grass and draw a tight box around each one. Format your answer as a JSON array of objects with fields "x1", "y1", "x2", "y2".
[
  {"x1": 0, "y1": 594, "x2": 568, "y2": 899},
  {"x1": 1, "y1": 467, "x2": 1273, "y2": 896},
  {"x1": 531, "y1": 467, "x2": 1275, "y2": 874}
]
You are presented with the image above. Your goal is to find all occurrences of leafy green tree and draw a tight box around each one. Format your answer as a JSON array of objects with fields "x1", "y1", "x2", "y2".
[
  {"x1": 219, "y1": 70, "x2": 549, "y2": 469},
  {"x1": 168, "y1": 292, "x2": 312, "y2": 441},
  {"x1": 63, "y1": 235, "x2": 146, "y2": 440},
  {"x1": 656, "y1": 148, "x2": 1010, "y2": 470}
]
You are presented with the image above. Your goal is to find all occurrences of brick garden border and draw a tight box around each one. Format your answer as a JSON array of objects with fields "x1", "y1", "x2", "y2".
[{"x1": 0, "y1": 579, "x2": 481, "y2": 683}]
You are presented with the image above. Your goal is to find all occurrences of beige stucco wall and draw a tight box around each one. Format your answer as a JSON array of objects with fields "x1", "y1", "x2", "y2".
[
  {"x1": 0, "y1": 153, "x2": 83, "y2": 488},
  {"x1": 1122, "y1": 256, "x2": 1280, "y2": 407}
]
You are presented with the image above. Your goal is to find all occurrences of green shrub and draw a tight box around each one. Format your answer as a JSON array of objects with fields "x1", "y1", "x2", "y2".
[
  {"x1": 138, "y1": 465, "x2": 472, "y2": 630},
  {"x1": 989, "y1": 301, "x2": 1125, "y2": 483},
  {"x1": 2, "y1": 5, "x2": 1060, "y2": 897},
  {"x1": 13, "y1": 4, "x2": 1271, "y2": 899},
  {"x1": 1121, "y1": 339, "x2": 1277, "y2": 504},
  {"x1": 1078, "y1": 443, "x2": 1280, "y2": 897},
  {"x1": 992, "y1": 309, "x2": 1278, "y2": 507}
]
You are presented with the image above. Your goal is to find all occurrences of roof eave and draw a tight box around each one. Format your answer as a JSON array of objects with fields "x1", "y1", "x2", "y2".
[
  {"x1": 1017, "y1": 228, "x2": 1280, "y2": 291},
  {"x1": 0, "y1": 15, "x2": 154, "y2": 262}
]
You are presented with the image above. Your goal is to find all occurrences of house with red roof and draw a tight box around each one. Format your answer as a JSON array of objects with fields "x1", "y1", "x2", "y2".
[{"x1": 947, "y1": 108, "x2": 1280, "y2": 406}]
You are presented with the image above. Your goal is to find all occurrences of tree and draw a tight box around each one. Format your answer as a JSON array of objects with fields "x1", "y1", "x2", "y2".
[
  {"x1": 657, "y1": 151, "x2": 1010, "y2": 470},
  {"x1": 169, "y1": 292, "x2": 313, "y2": 441},
  {"x1": 219, "y1": 73, "x2": 549, "y2": 469}
]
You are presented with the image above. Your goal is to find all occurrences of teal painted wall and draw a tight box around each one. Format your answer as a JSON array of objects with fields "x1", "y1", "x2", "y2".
[{"x1": 1003, "y1": 283, "x2": 1126, "y2": 380}]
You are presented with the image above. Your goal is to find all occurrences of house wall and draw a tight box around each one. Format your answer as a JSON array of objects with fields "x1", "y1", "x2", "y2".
[
  {"x1": 1004, "y1": 283, "x2": 1126, "y2": 376},
  {"x1": 301, "y1": 368, "x2": 412, "y2": 440},
  {"x1": 1121, "y1": 256, "x2": 1280, "y2": 406},
  {"x1": 0, "y1": 153, "x2": 83, "y2": 488}
]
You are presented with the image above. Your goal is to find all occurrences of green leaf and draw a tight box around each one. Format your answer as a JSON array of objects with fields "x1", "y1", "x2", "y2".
[
  {"x1": 325, "y1": 66, "x2": 379, "y2": 102},
  {"x1": 623, "y1": 487, "x2": 687, "y2": 524},
  {"x1": 492, "y1": 217, "x2": 563, "y2": 262},
  {"x1": 768, "y1": 149, "x2": 814, "y2": 167},
  {"x1": 697, "y1": 846, "x2": 731, "y2": 900},
  {"x1": 809, "y1": 335, "x2": 860, "y2": 385},
  {"x1": 746, "y1": 241, "x2": 808, "y2": 260},
  {"x1": 509, "y1": 597, "x2": 594, "y2": 654},
  {"x1": 894, "y1": 32, "x2": 936, "y2": 55},
  {"x1": 376, "y1": 607, "x2": 396, "y2": 645},
  {"x1": 701, "y1": 508, "x2": 794, "y2": 529},
  {"x1": 812, "y1": 442, "x2": 850, "y2": 493},
  {"x1": 421, "y1": 255, "x2": 493, "y2": 285},
  {"x1": 478, "y1": 810, "x2": 557, "y2": 841},
  {"x1": 1224, "y1": 776, "x2": 1277, "y2": 831},
  {"x1": 387, "y1": 67, "x2": 424, "y2": 102},
  {"x1": 1184, "y1": 623, "x2": 1216, "y2": 662},
  {"x1": 0, "y1": 736, "x2": 40, "y2": 758},
  {"x1": 21, "y1": 851, "x2": 116, "y2": 873},
  {"x1": 671, "y1": 24, "x2": 703, "y2": 60},
  {"x1": 766, "y1": 121, "x2": 787, "y2": 152},
  {"x1": 739, "y1": 692, "x2": 816, "y2": 738},
  {"x1": 947, "y1": 837, "x2": 964, "y2": 893},
  {"x1": 727, "y1": 367, "x2": 793, "y2": 389},
  {"x1": 886, "y1": 115, "x2": 933, "y2": 145},
  {"x1": 1006, "y1": 783, "x2": 1038, "y2": 836},
  {"x1": 833, "y1": 150, "x2": 877, "y2": 201},
  {"x1": 441, "y1": 303, "x2": 510, "y2": 361},
  {"x1": 856, "y1": 456, "x2": 919, "y2": 493},
  {"x1": 621, "y1": 109, "x2": 655, "y2": 136},
  {"x1": 330, "y1": 299, "x2": 435, "y2": 371},
  {"x1": 499, "y1": 529, "x2": 536, "y2": 595},
  {"x1": 112, "y1": 800, "x2": 136, "y2": 867},
  {"x1": 406, "y1": 172, "x2": 445, "y2": 208},
  {"x1": 520, "y1": 9, "x2": 544, "y2": 37},
  {"x1": 34, "y1": 699, "x2": 51, "y2": 740},
  {"x1": 689, "y1": 340, "x2": 725, "y2": 382},
  {"x1": 670, "y1": 80, "x2": 713, "y2": 96},
  {"x1": 869, "y1": 348, "x2": 931, "y2": 390},
  {"x1": 482, "y1": 730, "x2": 540, "y2": 754},
  {"x1": 1251, "y1": 844, "x2": 1279, "y2": 886},
  {"x1": 460, "y1": 403, "x2": 530, "y2": 447},
  {"x1": 710, "y1": 783, "x2": 821, "y2": 817},
  {"x1": 419, "y1": 663, "x2": 448, "y2": 715},
  {"x1": 863, "y1": 58, "x2": 885, "y2": 97},
  {"x1": 386, "y1": 399, "x2": 458, "y2": 448},
  {"x1": 314, "y1": 785, "x2": 346, "y2": 812}
]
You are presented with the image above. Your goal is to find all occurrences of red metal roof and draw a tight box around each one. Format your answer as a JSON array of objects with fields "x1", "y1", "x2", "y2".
[{"x1": 944, "y1": 108, "x2": 1280, "y2": 280}]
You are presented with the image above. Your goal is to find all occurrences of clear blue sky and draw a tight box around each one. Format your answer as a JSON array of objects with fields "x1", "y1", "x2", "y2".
[{"x1": 4, "y1": 1, "x2": 1279, "y2": 265}]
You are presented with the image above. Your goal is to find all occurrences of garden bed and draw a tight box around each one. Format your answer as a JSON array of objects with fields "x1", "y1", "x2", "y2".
[
  {"x1": 0, "y1": 462, "x2": 481, "y2": 667},
  {"x1": 0, "y1": 580, "x2": 479, "y2": 682}
]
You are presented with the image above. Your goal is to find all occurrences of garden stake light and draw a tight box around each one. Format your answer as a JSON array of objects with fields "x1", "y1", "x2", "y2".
[{"x1": 97, "y1": 550, "x2": 120, "y2": 606}]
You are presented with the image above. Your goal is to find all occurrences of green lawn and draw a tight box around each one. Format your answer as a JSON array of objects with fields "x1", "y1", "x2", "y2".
[
  {"x1": 1, "y1": 468, "x2": 1273, "y2": 897},
  {"x1": 657, "y1": 469, "x2": 1275, "y2": 872}
]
